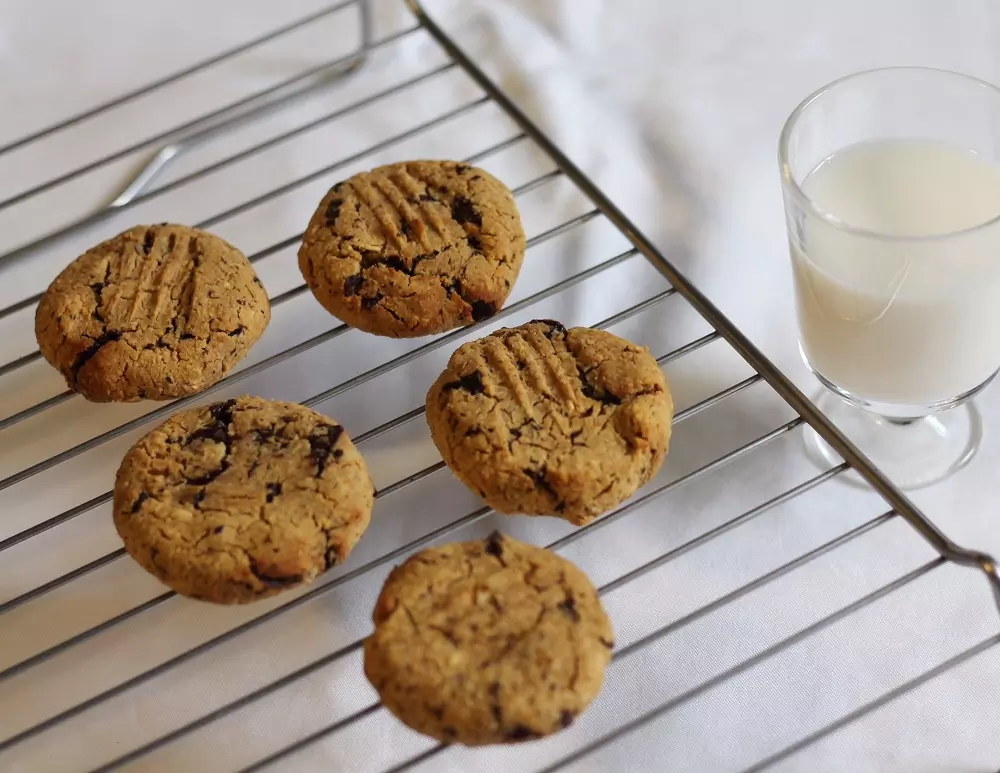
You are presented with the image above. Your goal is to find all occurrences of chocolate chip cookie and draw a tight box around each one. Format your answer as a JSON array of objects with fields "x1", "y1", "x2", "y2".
[
  {"x1": 298, "y1": 160, "x2": 525, "y2": 338},
  {"x1": 113, "y1": 396, "x2": 374, "y2": 604},
  {"x1": 426, "y1": 320, "x2": 673, "y2": 525},
  {"x1": 364, "y1": 531, "x2": 614, "y2": 745},
  {"x1": 35, "y1": 223, "x2": 270, "y2": 402}
]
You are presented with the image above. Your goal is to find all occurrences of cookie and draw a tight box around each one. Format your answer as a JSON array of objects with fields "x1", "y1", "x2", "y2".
[
  {"x1": 35, "y1": 223, "x2": 270, "y2": 402},
  {"x1": 113, "y1": 396, "x2": 374, "y2": 604},
  {"x1": 426, "y1": 320, "x2": 673, "y2": 525},
  {"x1": 364, "y1": 531, "x2": 614, "y2": 745},
  {"x1": 298, "y1": 160, "x2": 525, "y2": 338}
]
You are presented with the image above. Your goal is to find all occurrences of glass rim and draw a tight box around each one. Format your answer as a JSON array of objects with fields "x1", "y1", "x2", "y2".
[{"x1": 778, "y1": 65, "x2": 1000, "y2": 242}]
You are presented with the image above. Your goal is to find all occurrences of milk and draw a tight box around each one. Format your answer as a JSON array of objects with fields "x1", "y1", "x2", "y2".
[{"x1": 790, "y1": 138, "x2": 1000, "y2": 409}]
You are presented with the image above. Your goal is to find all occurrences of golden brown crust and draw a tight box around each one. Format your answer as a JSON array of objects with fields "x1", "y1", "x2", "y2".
[
  {"x1": 426, "y1": 320, "x2": 673, "y2": 525},
  {"x1": 297, "y1": 160, "x2": 525, "y2": 338},
  {"x1": 113, "y1": 396, "x2": 374, "y2": 604},
  {"x1": 35, "y1": 224, "x2": 270, "y2": 402},
  {"x1": 364, "y1": 532, "x2": 614, "y2": 745}
]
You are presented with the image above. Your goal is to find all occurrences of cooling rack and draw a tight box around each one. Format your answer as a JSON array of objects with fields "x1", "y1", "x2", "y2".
[{"x1": 1, "y1": 0, "x2": 999, "y2": 770}]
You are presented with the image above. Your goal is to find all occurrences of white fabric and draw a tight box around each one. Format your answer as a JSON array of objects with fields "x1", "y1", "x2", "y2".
[{"x1": 0, "y1": 0, "x2": 999, "y2": 771}]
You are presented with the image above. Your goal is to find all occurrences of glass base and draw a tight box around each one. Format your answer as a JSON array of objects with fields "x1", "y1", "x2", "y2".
[{"x1": 804, "y1": 390, "x2": 983, "y2": 490}]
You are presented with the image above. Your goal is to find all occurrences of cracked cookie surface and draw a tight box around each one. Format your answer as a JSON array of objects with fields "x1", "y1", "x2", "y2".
[
  {"x1": 298, "y1": 160, "x2": 525, "y2": 338},
  {"x1": 35, "y1": 223, "x2": 270, "y2": 402},
  {"x1": 364, "y1": 531, "x2": 613, "y2": 746},
  {"x1": 113, "y1": 396, "x2": 374, "y2": 604},
  {"x1": 426, "y1": 320, "x2": 673, "y2": 525}
]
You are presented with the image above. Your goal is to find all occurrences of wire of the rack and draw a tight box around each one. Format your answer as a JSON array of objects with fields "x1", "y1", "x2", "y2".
[
  {"x1": 3, "y1": 2, "x2": 1000, "y2": 770},
  {"x1": 0, "y1": 2, "x2": 363, "y2": 157},
  {"x1": 402, "y1": 0, "x2": 1000, "y2": 603},
  {"x1": 531, "y1": 558, "x2": 948, "y2": 773},
  {"x1": 93, "y1": 424, "x2": 837, "y2": 773},
  {"x1": 85, "y1": 379, "x2": 781, "y2": 772},
  {"x1": 0, "y1": 165, "x2": 571, "y2": 487},
  {"x1": 739, "y1": 632, "x2": 1000, "y2": 773},
  {"x1": 0, "y1": 68, "x2": 483, "y2": 327},
  {"x1": 0, "y1": 27, "x2": 435, "y2": 293},
  {"x1": 0, "y1": 288, "x2": 746, "y2": 752},
  {"x1": 0, "y1": 129, "x2": 535, "y2": 427},
  {"x1": 0, "y1": 206, "x2": 609, "y2": 561},
  {"x1": 0, "y1": 0, "x2": 374, "y2": 220},
  {"x1": 0, "y1": 234, "x2": 636, "y2": 659},
  {"x1": 10, "y1": 270, "x2": 666, "y2": 640},
  {"x1": 239, "y1": 505, "x2": 900, "y2": 773}
]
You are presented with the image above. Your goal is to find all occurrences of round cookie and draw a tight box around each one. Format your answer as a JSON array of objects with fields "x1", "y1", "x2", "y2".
[
  {"x1": 35, "y1": 223, "x2": 270, "y2": 402},
  {"x1": 364, "y1": 531, "x2": 614, "y2": 745},
  {"x1": 298, "y1": 160, "x2": 525, "y2": 338},
  {"x1": 113, "y1": 396, "x2": 374, "y2": 604},
  {"x1": 426, "y1": 320, "x2": 673, "y2": 525}
]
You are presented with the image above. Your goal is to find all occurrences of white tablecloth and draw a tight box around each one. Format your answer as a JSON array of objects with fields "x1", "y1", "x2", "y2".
[{"x1": 0, "y1": 1, "x2": 998, "y2": 771}]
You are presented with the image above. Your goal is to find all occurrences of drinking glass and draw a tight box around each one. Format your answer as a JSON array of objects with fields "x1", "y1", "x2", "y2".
[{"x1": 779, "y1": 67, "x2": 1000, "y2": 488}]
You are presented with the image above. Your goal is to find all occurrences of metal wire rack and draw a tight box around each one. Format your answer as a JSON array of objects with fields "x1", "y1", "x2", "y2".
[{"x1": 1, "y1": 0, "x2": 999, "y2": 770}]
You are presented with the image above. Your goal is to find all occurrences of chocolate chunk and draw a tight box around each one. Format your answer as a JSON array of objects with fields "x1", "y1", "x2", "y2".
[
  {"x1": 535, "y1": 319, "x2": 567, "y2": 339},
  {"x1": 361, "y1": 293, "x2": 383, "y2": 310},
  {"x1": 489, "y1": 681, "x2": 503, "y2": 723},
  {"x1": 142, "y1": 229, "x2": 155, "y2": 254},
  {"x1": 558, "y1": 597, "x2": 580, "y2": 623},
  {"x1": 445, "y1": 278, "x2": 462, "y2": 296},
  {"x1": 383, "y1": 256, "x2": 408, "y2": 273},
  {"x1": 484, "y1": 531, "x2": 505, "y2": 558},
  {"x1": 186, "y1": 423, "x2": 229, "y2": 446},
  {"x1": 506, "y1": 725, "x2": 539, "y2": 742},
  {"x1": 194, "y1": 489, "x2": 207, "y2": 508},
  {"x1": 249, "y1": 562, "x2": 304, "y2": 588},
  {"x1": 213, "y1": 525, "x2": 224, "y2": 534},
  {"x1": 524, "y1": 466, "x2": 558, "y2": 500},
  {"x1": 180, "y1": 332, "x2": 196, "y2": 340},
  {"x1": 167, "y1": 233, "x2": 177, "y2": 252},
  {"x1": 560, "y1": 710, "x2": 577, "y2": 728},
  {"x1": 130, "y1": 491, "x2": 148, "y2": 514},
  {"x1": 470, "y1": 300, "x2": 496, "y2": 322},
  {"x1": 186, "y1": 460, "x2": 231, "y2": 486},
  {"x1": 309, "y1": 424, "x2": 345, "y2": 476},
  {"x1": 578, "y1": 368, "x2": 622, "y2": 406},
  {"x1": 343, "y1": 274, "x2": 364, "y2": 296},
  {"x1": 419, "y1": 192, "x2": 437, "y2": 202},
  {"x1": 325, "y1": 544, "x2": 343, "y2": 570},
  {"x1": 227, "y1": 325, "x2": 244, "y2": 337},
  {"x1": 266, "y1": 482, "x2": 282, "y2": 502},
  {"x1": 71, "y1": 330, "x2": 122, "y2": 382},
  {"x1": 442, "y1": 370, "x2": 486, "y2": 395},
  {"x1": 467, "y1": 234, "x2": 482, "y2": 252},
  {"x1": 454, "y1": 164, "x2": 470, "y2": 174},
  {"x1": 450, "y1": 196, "x2": 482, "y2": 227},
  {"x1": 324, "y1": 197, "x2": 343, "y2": 224},
  {"x1": 208, "y1": 399, "x2": 237, "y2": 428},
  {"x1": 252, "y1": 427, "x2": 276, "y2": 444}
]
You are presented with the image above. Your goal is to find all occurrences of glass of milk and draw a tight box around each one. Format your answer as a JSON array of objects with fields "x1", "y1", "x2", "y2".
[{"x1": 779, "y1": 67, "x2": 1000, "y2": 488}]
